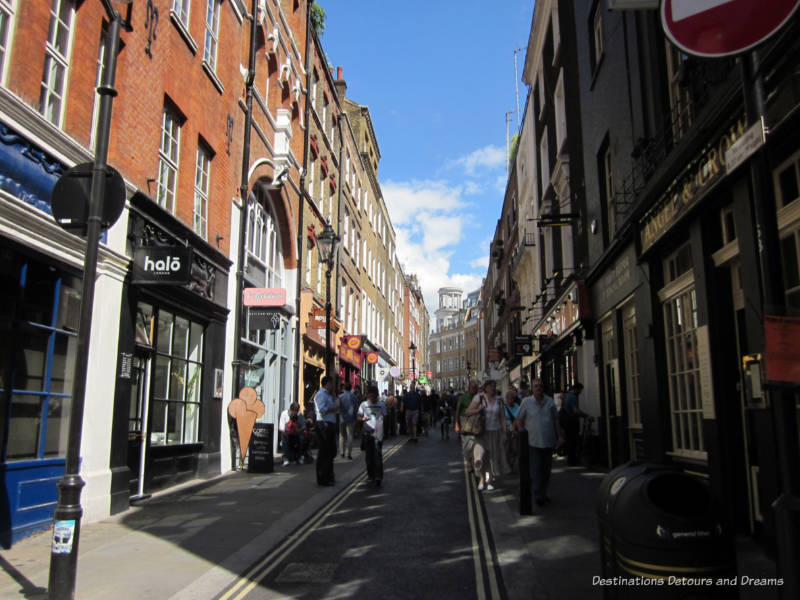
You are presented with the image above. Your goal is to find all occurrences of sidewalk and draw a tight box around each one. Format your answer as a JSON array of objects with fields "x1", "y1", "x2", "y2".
[{"x1": 0, "y1": 444, "x2": 374, "y2": 600}]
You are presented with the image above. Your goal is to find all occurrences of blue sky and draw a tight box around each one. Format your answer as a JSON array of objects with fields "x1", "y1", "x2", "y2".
[{"x1": 321, "y1": 1, "x2": 535, "y2": 322}]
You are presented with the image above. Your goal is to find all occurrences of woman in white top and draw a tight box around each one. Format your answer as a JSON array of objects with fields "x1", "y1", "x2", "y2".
[{"x1": 465, "y1": 380, "x2": 510, "y2": 490}]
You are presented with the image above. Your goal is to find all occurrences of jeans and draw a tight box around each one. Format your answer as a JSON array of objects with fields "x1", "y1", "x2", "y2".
[
  {"x1": 339, "y1": 420, "x2": 355, "y2": 457},
  {"x1": 363, "y1": 433, "x2": 383, "y2": 481},
  {"x1": 315, "y1": 421, "x2": 337, "y2": 484},
  {"x1": 529, "y1": 446, "x2": 554, "y2": 501}
]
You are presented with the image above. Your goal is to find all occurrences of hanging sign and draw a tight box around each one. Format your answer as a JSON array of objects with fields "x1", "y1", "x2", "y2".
[
  {"x1": 243, "y1": 287, "x2": 286, "y2": 307},
  {"x1": 366, "y1": 352, "x2": 379, "y2": 364},
  {"x1": 248, "y1": 308, "x2": 282, "y2": 330},
  {"x1": 132, "y1": 246, "x2": 192, "y2": 285}
]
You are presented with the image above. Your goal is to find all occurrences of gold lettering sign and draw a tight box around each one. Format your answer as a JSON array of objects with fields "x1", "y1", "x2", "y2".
[{"x1": 640, "y1": 119, "x2": 745, "y2": 252}]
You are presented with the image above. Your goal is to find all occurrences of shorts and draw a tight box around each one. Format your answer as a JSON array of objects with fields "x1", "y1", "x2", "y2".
[{"x1": 405, "y1": 409, "x2": 419, "y2": 427}]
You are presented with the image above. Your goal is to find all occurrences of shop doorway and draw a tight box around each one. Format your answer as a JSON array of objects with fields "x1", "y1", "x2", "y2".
[{"x1": 127, "y1": 349, "x2": 152, "y2": 500}]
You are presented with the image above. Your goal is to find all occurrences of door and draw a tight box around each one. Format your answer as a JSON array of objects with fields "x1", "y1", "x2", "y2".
[{"x1": 127, "y1": 350, "x2": 152, "y2": 498}]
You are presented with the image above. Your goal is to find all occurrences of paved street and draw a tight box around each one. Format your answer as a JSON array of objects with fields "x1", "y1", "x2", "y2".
[{"x1": 0, "y1": 431, "x2": 781, "y2": 599}]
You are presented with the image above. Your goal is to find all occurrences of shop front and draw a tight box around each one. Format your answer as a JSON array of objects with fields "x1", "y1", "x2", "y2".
[
  {"x1": 109, "y1": 193, "x2": 231, "y2": 514},
  {"x1": 339, "y1": 335, "x2": 363, "y2": 391},
  {"x1": 299, "y1": 293, "x2": 339, "y2": 413}
]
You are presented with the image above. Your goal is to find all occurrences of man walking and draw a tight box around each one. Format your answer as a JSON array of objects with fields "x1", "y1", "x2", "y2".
[
  {"x1": 515, "y1": 379, "x2": 564, "y2": 506},
  {"x1": 338, "y1": 382, "x2": 357, "y2": 460},
  {"x1": 314, "y1": 375, "x2": 339, "y2": 486},
  {"x1": 358, "y1": 385, "x2": 388, "y2": 486},
  {"x1": 560, "y1": 382, "x2": 587, "y2": 465},
  {"x1": 401, "y1": 381, "x2": 422, "y2": 442}
]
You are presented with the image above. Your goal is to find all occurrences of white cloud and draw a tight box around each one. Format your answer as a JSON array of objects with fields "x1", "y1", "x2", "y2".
[
  {"x1": 449, "y1": 144, "x2": 506, "y2": 175},
  {"x1": 381, "y1": 180, "x2": 463, "y2": 226},
  {"x1": 470, "y1": 255, "x2": 489, "y2": 269}
]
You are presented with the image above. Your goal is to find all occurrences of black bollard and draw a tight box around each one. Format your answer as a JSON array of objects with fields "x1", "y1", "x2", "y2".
[{"x1": 519, "y1": 430, "x2": 532, "y2": 515}]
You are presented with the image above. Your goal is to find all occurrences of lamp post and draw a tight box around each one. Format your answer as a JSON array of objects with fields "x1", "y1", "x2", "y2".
[
  {"x1": 409, "y1": 341, "x2": 417, "y2": 381},
  {"x1": 317, "y1": 222, "x2": 339, "y2": 380}
]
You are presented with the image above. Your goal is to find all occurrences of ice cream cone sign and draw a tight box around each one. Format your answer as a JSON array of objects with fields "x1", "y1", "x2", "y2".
[{"x1": 228, "y1": 387, "x2": 265, "y2": 467}]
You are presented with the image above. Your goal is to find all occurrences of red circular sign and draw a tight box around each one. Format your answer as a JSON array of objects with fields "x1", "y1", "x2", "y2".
[
  {"x1": 661, "y1": 0, "x2": 800, "y2": 57},
  {"x1": 366, "y1": 352, "x2": 379, "y2": 364}
]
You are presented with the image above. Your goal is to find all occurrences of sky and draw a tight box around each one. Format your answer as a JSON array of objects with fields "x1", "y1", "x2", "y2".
[{"x1": 320, "y1": 1, "x2": 535, "y2": 325}]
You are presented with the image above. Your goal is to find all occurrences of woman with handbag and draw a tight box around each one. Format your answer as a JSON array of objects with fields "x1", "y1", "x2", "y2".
[{"x1": 465, "y1": 380, "x2": 509, "y2": 490}]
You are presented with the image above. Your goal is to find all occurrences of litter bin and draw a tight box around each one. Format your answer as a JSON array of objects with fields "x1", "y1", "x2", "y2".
[{"x1": 597, "y1": 462, "x2": 736, "y2": 599}]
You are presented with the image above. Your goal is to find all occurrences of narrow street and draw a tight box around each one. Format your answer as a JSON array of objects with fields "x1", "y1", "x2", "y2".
[{"x1": 217, "y1": 434, "x2": 505, "y2": 600}]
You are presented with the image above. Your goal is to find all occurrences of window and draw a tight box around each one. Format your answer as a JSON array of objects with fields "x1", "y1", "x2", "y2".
[
  {"x1": 193, "y1": 144, "x2": 211, "y2": 239},
  {"x1": 539, "y1": 128, "x2": 550, "y2": 193},
  {"x1": 598, "y1": 138, "x2": 615, "y2": 244},
  {"x1": 40, "y1": 0, "x2": 74, "y2": 126},
  {"x1": 0, "y1": 251, "x2": 80, "y2": 460},
  {"x1": 305, "y1": 248, "x2": 312, "y2": 285},
  {"x1": 551, "y1": 5, "x2": 560, "y2": 58},
  {"x1": 592, "y1": 3, "x2": 604, "y2": 69},
  {"x1": 89, "y1": 23, "x2": 108, "y2": 151},
  {"x1": 622, "y1": 302, "x2": 641, "y2": 430},
  {"x1": 775, "y1": 152, "x2": 800, "y2": 210},
  {"x1": 665, "y1": 42, "x2": 692, "y2": 140},
  {"x1": 554, "y1": 69, "x2": 567, "y2": 153},
  {"x1": 203, "y1": 0, "x2": 221, "y2": 71},
  {"x1": 151, "y1": 310, "x2": 204, "y2": 445},
  {"x1": 537, "y1": 68, "x2": 545, "y2": 117},
  {"x1": 721, "y1": 207, "x2": 737, "y2": 245},
  {"x1": 157, "y1": 104, "x2": 182, "y2": 213},
  {"x1": 246, "y1": 200, "x2": 284, "y2": 288},
  {"x1": 780, "y1": 227, "x2": 800, "y2": 308},
  {"x1": 0, "y1": 0, "x2": 16, "y2": 83},
  {"x1": 172, "y1": 0, "x2": 191, "y2": 28},
  {"x1": 659, "y1": 243, "x2": 704, "y2": 457}
]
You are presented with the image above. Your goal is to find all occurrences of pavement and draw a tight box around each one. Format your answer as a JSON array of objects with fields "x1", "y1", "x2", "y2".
[{"x1": 0, "y1": 433, "x2": 782, "y2": 600}]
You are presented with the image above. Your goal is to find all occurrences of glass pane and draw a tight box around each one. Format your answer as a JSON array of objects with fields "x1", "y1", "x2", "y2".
[
  {"x1": 17, "y1": 327, "x2": 49, "y2": 392},
  {"x1": 136, "y1": 302, "x2": 154, "y2": 347},
  {"x1": 20, "y1": 262, "x2": 57, "y2": 325},
  {"x1": 50, "y1": 332, "x2": 76, "y2": 394},
  {"x1": 184, "y1": 402, "x2": 199, "y2": 443},
  {"x1": 156, "y1": 310, "x2": 173, "y2": 354},
  {"x1": 166, "y1": 401, "x2": 182, "y2": 444},
  {"x1": 778, "y1": 163, "x2": 799, "y2": 208},
  {"x1": 44, "y1": 396, "x2": 70, "y2": 456},
  {"x1": 189, "y1": 322, "x2": 203, "y2": 363},
  {"x1": 173, "y1": 316, "x2": 189, "y2": 357},
  {"x1": 152, "y1": 355, "x2": 170, "y2": 399},
  {"x1": 780, "y1": 234, "x2": 800, "y2": 288},
  {"x1": 170, "y1": 359, "x2": 187, "y2": 400},
  {"x1": 6, "y1": 394, "x2": 43, "y2": 459},
  {"x1": 186, "y1": 362, "x2": 202, "y2": 403},
  {"x1": 150, "y1": 400, "x2": 166, "y2": 445}
]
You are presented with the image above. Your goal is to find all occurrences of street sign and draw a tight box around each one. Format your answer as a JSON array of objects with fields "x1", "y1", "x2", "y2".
[
  {"x1": 661, "y1": 0, "x2": 800, "y2": 57},
  {"x1": 514, "y1": 335, "x2": 533, "y2": 356},
  {"x1": 50, "y1": 162, "x2": 126, "y2": 237},
  {"x1": 725, "y1": 118, "x2": 765, "y2": 174}
]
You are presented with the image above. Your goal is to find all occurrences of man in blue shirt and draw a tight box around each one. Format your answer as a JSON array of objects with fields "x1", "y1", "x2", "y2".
[
  {"x1": 314, "y1": 375, "x2": 339, "y2": 486},
  {"x1": 401, "y1": 381, "x2": 422, "y2": 443},
  {"x1": 338, "y1": 383, "x2": 358, "y2": 459},
  {"x1": 515, "y1": 379, "x2": 564, "y2": 506}
]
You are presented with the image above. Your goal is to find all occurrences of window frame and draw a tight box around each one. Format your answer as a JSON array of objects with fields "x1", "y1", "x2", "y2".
[
  {"x1": 203, "y1": 0, "x2": 221, "y2": 72},
  {"x1": 40, "y1": 0, "x2": 75, "y2": 127},
  {"x1": 193, "y1": 144, "x2": 212, "y2": 240},
  {"x1": 156, "y1": 104, "x2": 182, "y2": 214},
  {"x1": 0, "y1": 0, "x2": 16, "y2": 85}
]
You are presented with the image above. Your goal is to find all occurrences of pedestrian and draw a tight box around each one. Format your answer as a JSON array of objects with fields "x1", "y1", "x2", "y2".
[
  {"x1": 514, "y1": 378, "x2": 565, "y2": 506},
  {"x1": 338, "y1": 382, "x2": 357, "y2": 460},
  {"x1": 278, "y1": 402, "x2": 306, "y2": 466},
  {"x1": 466, "y1": 379, "x2": 509, "y2": 491},
  {"x1": 401, "y1": 381, "x2": 422, "y2": 442},
  {"x1": 420, "y1": 389, "x2": 431, "y2": 437},
  {"x1": 358, "y1": 385, "x2": 388, "y2": 486},
  {"x1": 560, "y1": 382, "x2": 587, "y2": 465},
  {"x1": 313, "y1": 375, "x2": 339, "y2": 486},
  {"x1": 438, "y1": 394, "x2": 453, "y2": 440},
  {"x1": 503, "y1": 389, "x2": 521, "y2": 471},
  {"x1": 455, "y1": 380, "x2": 479, "y2": 472}
]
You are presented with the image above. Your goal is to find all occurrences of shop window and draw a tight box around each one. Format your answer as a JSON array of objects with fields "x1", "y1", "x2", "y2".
[
  {"x1": 780, "y1": 228, "x2": 800, "y2": 308},
  {"x1": 151, "y1": 310, "x2": 203, "y2": 445},
  {"x1": 659, "y1": 244, "x2": 704, "y2": 458},
  {"x1": 0, "y1": 251, "x2": 79, "y2": 460},
  {"x1": 40, "y1": 0, "x2": 74, "y2": 126},
  {"x1": 600, "y1": 315, "x2": 620, "y2": 418},
  {"x1": 0, "y1": 0, "x2": 14, "y2": 83}
]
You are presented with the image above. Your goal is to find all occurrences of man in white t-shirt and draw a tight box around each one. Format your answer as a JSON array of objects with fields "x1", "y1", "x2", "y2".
[{"x1": 357, "y1": 385, "x2": 388, "y2": 486}]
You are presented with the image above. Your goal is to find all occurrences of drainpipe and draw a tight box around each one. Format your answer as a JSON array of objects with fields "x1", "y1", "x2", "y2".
[
  {"x1": 292, "y1": 1, "x2": 313, "y2": 409},
  {"x1": 230, "y1": 0, "x2": 259, "y2": 437}
]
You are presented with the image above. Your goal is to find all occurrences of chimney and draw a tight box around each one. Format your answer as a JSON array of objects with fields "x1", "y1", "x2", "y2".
[{"x1": 334, "y1": 65, "x2": 347, "y2": 99}]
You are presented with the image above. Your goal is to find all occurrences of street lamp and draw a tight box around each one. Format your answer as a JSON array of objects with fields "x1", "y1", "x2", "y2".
[
  {"x1": 317, "y1": 221, "x2": 339, "y2": 380},
  {"x1": 409, "y1": 341, "x2": 417, "y2": 381}
]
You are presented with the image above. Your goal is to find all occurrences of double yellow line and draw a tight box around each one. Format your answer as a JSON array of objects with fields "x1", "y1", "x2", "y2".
[
  {"x1": 463, "y1": 467, "x2": 503, "y2": 600},
  {"x1": 219, "y1": 441, "x2": 405, "y2": 600}
]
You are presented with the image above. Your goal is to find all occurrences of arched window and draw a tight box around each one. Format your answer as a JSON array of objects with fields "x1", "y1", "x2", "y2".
[{"x1": 247, "y1": 197, "x2": 284, "y2": 288}]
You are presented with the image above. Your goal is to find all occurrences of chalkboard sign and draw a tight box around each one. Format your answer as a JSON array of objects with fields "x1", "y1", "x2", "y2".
[{"x1": 247, "y1": 423, "x2": 274, "y2": 473}]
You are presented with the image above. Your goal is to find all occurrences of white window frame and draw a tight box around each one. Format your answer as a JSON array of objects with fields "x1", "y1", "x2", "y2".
[
  {"x1": 554, "y1": 69, "x2": 567, "y2": 154},
  {"x1": 539, "y1": 127, "x2": 550, "y2": 193},
  {"x1": 157, "y1": 105, "x2": 182, "y2": 213},
  {"x1": 0, "y1": 0, "x2": 16, "y2": 84},
  {"x1": 89, "y1": 23, "x2": 108, "y2": 151},
  {"x1": 203, "y1": 0, "x2": 221, "y2": 72},
  {"x1": 172, "y1": 0, "x2": 191, "y2": 28},
  {"x1": 40, "y1": 0, "x2": 74, "y2": 127},
  {"x1": 247, "y1": 201, "x2": 284, "y2": 288},
  {"x1": 193, "y1": 145, "x2": 211, "y2": 239}
]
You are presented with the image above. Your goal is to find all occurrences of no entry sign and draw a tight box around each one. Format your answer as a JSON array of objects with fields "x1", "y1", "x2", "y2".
[{"x1": 661, "y1": 0, "x2": 800, "y2": 57}]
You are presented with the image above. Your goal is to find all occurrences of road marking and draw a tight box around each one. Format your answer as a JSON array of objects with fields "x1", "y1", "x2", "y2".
[
  {"x1": 220, "y1": 440, "x2": 405, "y2": 600},
  {"x1": 464, "y1": 466, "x2": 503, "y2": 600}
]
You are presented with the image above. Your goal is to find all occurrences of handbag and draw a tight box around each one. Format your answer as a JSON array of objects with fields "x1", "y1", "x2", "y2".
[{"x1": 461, "y1": 395, "x2": 485, "y2": 435}]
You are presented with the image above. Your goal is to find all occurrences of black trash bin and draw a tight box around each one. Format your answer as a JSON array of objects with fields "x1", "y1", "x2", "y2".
[{"x1": 597, "y1": 462, "x2": 736, "y2": 599}]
